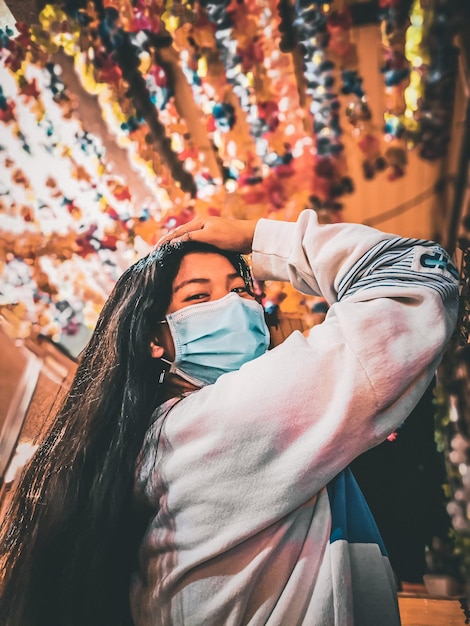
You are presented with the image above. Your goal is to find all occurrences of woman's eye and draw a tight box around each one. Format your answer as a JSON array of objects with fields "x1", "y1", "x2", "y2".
[
  {"x1": 185, "y1": 293, "x2": 209, "y2": 301},
  {"x1": 232, "y1": 286, "x2": 254, "y2": 298}
]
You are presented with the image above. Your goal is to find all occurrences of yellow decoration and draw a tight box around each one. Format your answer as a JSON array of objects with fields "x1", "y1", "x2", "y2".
[
  {"x1": 38, "y1": 4, "x2": 68, "y2": 29},
  {"x1": 74, "y1": 54, "x2": 106, "y2": 96},
  {"x1": 401, "y1": 0, "x2": 433, "y2": 129},
  {"x1": 138, "y1": 51, "x2": 152, "y2": 75},
  {"x1": 197, "y1": 56, "x2": 208, "y2": 78}
]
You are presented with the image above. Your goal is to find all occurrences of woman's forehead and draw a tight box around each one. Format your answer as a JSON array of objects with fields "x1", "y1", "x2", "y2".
[{"x1": 173, "y1": 252, "x2": 240, "y2": 286}]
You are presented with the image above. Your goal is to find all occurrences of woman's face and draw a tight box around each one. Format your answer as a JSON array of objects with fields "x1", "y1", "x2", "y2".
[
  {"x1": 153, "y1": 252, "x2": 253, "y2": 361},
  {"x1": 167, "y1": 252, "x2": 253, "y2": 313}
]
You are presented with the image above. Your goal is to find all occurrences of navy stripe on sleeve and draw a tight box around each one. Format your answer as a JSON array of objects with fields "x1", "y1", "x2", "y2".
[{"x1": 338, "y1": 238, "x2": 459, "y2": 304}]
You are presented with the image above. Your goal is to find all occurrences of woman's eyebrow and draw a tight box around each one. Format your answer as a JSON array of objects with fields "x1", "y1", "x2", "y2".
[{"x1": 173, "y1": 277, "x2": 210, "y2": 293}]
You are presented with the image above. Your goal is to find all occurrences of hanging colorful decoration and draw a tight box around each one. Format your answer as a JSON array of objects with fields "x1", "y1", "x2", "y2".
[
  {"x1": 85, "y1": 3, "x2": 197, "y2": 195},
  {"x1": 290, "y1": 0, "x2": 354, "y2": 218},
  {"x1": 327, "y1": 7, "x2": 386, "y2": 181},
  {"x1": 192, "y1": 0, "x2": 309, "y2": 219},
  {"x1": 378, "y1": 0, "x2": 410, "y2": 179},
  {"x1": 0, "y1": 52, "x2": 139, "y2": 339},
  {"x1": 417, "y1": 0, "x2": 459, "y2": 160},
  {"x1": 166, "y1": 0, "x2": 260, "y2": 199},
  {"x1": 380, "y1": 0, "x2": 459, "y2": 169}
]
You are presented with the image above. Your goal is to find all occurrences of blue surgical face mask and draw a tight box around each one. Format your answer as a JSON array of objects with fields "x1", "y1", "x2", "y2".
[{"x1": 161, "y1": 292, "x2": 270, "y2": 387}]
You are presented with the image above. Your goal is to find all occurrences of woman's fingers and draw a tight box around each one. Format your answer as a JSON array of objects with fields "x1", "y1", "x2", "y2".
[
  {"x1": 155, "y1": 217, "x2": 203, "y2": 248},
  {"x1": 155, "y1": 217, "x2": 258, "y2": 254}
]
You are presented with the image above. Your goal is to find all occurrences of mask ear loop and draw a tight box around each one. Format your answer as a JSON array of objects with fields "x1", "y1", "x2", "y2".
[
  {"x1": 158, "y1": 358, "x2": 172, "y2": 384},
  {"x1": 155, "y1": 319, "x2": 172, "y2": 385},
  {"x1": 151, "y1": 358, "x2": 170, "y2": 411}
]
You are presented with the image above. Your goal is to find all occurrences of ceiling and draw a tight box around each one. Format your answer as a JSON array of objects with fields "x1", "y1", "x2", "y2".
[{"x1": 2, "y1": 0, "x2": 467, "y2": 246}]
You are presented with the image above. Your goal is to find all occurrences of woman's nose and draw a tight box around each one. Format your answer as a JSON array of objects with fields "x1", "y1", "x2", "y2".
[{"x1": 212, "y1": 286, "x2": 233, "y2": 301}]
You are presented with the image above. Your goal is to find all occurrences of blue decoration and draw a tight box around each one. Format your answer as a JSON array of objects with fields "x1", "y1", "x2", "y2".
[{"x1": 212, "y1": 102, "x2": 236, "y2": 131}]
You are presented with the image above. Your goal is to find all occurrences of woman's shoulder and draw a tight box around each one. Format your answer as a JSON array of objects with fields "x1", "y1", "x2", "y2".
[{"x1": 134, "y1": 394, "x2": 192, "y2": 500}]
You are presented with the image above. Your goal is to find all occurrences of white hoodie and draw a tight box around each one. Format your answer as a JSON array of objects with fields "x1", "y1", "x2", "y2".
[{"x1": 131, "y1": 210, "x2": 458, "y2": 626}]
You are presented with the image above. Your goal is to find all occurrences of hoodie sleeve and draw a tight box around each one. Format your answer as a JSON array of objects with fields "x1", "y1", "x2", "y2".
[{"x1": 251, "y1": 209, "x2": 459, "y2": 412}]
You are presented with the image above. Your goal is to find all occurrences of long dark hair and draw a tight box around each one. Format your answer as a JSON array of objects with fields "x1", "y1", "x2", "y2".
[{"x1": 0, "y1": 240, "x2": 252, "y2": 626}]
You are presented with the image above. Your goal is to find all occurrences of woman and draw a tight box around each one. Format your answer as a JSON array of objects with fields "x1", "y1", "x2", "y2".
[{"x1": 0, "y1": 210, "x2": 458, "y2": 625}]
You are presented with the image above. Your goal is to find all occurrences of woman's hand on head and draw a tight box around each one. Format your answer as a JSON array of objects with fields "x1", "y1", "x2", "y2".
[{"x1": 156, "y1": 216, "x2": 259, "y2": 254}]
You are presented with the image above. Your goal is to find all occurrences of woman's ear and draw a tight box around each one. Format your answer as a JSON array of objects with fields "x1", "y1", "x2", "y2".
[{"x1": 150, "y1": 340, "x2": 165, "y2": 359}]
